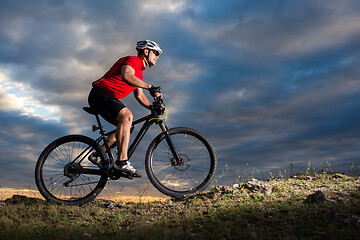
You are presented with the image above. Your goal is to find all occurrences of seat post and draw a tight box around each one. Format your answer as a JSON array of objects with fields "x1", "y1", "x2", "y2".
[{"x1": 94, "y1": 114, "x2": 105, "y2": 135}]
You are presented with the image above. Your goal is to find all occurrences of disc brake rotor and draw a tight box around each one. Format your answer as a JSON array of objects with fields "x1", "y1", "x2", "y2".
[{"x1": 172, "y1": 154, "x2": 191, "y2": 171}]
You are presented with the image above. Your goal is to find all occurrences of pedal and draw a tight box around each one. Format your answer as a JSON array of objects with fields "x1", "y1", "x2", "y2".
[{"x1": 122, "y1": 173, "x2": 134, "y2": 180}]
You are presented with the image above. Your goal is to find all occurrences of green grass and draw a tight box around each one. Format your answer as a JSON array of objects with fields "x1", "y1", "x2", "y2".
[{"x1": 1, "y1": 173, "x2": 359, "y2": 240}]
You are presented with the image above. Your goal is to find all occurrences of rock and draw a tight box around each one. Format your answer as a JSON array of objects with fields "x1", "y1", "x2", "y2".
[
  {"x1": 4, "y1": 195, "x2": 45, "y2": 205},
  {"x1": 304, "y1": 190, "x2": 335, "y2": 204},
  {"x1": 102, "y1": 201, "x2": 116, "y2": 208},
  {"x1": 214, "y1": 185, "x2": 239, "y2": 194},
  {"x1": 332, "y1": 173, "x2": 346, "y2": 179},
  {"x1": 101, "y1": 200, "x2": 123, "y2": 208},
  {"x1": 245, "y1": 179, "x2": 272, "y2": 195},
  {"x1": 305, "y1": 176, "x2": 313, "y2": 181}
]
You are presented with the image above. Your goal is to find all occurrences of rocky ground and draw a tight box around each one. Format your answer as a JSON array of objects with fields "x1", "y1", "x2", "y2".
[{"x1": 1, "y1": 173, "x2": 359, "y2": 240}]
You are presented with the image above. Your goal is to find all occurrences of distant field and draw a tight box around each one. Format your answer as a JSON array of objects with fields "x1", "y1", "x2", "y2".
[{"x1": 0, "y1": 187, "x2": 169, "y2": 203}]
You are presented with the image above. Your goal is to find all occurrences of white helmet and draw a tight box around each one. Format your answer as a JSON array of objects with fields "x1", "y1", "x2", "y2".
[{"x1": 136, "y1": 40, "x2": 163, "y2": 54}]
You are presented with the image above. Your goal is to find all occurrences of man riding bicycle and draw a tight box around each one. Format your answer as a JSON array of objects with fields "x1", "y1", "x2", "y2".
[{"x1": 88, "y1": 40, "x2": 162, "y2": 178}]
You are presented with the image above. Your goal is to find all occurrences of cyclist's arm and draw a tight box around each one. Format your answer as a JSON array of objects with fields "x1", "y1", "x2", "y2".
[
  {"x1": 121, "y1": 65, "x2": 151, "y2": 89},
  {"x1": 134, "y1": 88, "x2": 152, "y2": 109}
]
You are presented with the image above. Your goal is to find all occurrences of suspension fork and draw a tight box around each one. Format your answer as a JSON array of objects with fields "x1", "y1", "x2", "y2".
[{"x1": 159, "y1": 122, "x2": 182, "y2": 165}]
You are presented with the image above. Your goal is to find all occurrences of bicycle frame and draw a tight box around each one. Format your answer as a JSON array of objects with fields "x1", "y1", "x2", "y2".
[{"x1": 93, "y1": 112, "x2": 181, "y2": 167}]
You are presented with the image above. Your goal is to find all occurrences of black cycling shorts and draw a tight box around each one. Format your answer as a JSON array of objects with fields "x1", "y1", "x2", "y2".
[{"x1": 88, "y1": 86, "x2": 126, "y2": 126}]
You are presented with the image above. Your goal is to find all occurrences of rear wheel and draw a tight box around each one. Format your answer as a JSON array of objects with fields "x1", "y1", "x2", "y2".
[
  {"x1": 145, "y1": 127, "x2": 217, "y2": 198},
  {"x1": 35, "y1": 135, "x2": 108, "y2": 205}
]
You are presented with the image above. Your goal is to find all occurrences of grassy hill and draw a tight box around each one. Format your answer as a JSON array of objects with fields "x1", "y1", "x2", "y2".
[{"x1": 1, "y1": 173, "x2": 359, "y2": 240}]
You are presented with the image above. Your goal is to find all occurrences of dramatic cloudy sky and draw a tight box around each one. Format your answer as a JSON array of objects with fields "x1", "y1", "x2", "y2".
[{"x1": 1, "y1": 0, "x2": 360, "y2": 196}]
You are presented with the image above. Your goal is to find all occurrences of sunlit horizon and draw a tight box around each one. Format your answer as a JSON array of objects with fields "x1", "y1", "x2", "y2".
[{"x1": 0, "y1": 187, "x2": 169, "y2": 203}]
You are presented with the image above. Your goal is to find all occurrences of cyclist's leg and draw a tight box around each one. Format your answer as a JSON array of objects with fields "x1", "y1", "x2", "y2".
[
  {"x1": 115, "y1": 107, "x2": 133, "y2": 161},
  {"x1": 103, "y1": 132, "x2": 116, "y2": 152},
  {"x1": 100, "y1": 124, "x2": 134, "y2": 154},
  {"x1": 113, "y1": 108, "x2": 141, "y2": 177}
]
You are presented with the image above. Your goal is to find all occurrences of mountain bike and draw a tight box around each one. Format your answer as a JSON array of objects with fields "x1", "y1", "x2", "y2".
[{"x1": 35, "y1": 96, "x2": 217, "y2": 205}]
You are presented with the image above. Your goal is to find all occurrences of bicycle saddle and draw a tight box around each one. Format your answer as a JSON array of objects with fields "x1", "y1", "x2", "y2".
[{"x1": 83, "y1": 107, "x2": 97, "y2": 115}]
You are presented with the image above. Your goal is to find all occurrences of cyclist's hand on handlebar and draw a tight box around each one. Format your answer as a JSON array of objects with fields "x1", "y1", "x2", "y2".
[
  {"x1": 151, "y1": 101, "x2": 165, "y2": 115},
  {"x1": 149, "y1": 85, "x2": 162, "y2": 98}
]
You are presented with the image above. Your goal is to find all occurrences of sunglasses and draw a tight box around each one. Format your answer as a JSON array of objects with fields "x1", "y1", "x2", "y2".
[{"x1": 152, "y1": 50, "x2": 160, "y2": 56}]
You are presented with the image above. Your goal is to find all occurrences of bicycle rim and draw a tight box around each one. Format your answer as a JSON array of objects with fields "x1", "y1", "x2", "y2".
[{"x1": 35, "y1": 135, "x2": 107, "y2": 205}]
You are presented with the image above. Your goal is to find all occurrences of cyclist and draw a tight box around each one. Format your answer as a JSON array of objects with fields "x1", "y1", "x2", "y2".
[{"x1": 87, "y1": 40, "x2": 162, "y2": 178}]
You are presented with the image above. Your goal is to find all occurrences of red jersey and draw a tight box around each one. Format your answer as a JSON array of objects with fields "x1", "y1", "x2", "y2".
[{"x1": 92, "y1": 56, "x2": 146, "y2": 99}]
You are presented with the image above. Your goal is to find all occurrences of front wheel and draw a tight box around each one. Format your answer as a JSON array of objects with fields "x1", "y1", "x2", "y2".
[
  {"x1": 145, "y1": 127, "x2": 217, "y2": 198},
  {"x1": 35, "y1": 135, "x2": 108, "y2": 205}
]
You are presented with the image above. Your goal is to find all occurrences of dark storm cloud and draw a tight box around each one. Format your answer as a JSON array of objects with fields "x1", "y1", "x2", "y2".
[
  {"x1": 157, "y1": 0, "x2": 360, "y2": 176},
  {"x1": 0, "y1": 109, "x2": 68, "y2": 187}
]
